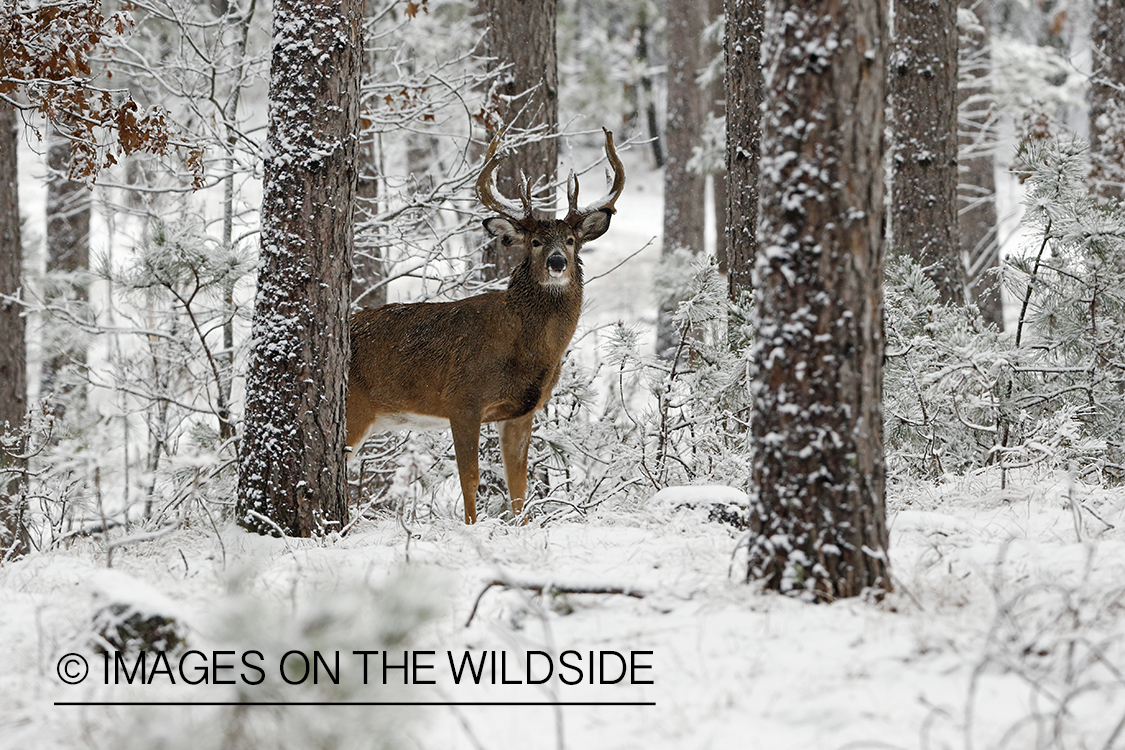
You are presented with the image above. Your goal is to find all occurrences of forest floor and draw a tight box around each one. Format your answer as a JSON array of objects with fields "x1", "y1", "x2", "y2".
[{"x1": 2, "y1": 471, "x2": 1124, "y2": 749}]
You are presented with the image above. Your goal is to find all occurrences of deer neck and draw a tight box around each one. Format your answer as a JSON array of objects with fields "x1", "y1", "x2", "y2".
[{"x1": 506, "y1": 257, "x2": 583, "y2": 350}]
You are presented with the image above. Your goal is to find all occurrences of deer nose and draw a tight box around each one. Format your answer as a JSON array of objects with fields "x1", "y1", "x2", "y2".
[{"x1": 546, "y1": 252, "x2": 568, "y2": 276}]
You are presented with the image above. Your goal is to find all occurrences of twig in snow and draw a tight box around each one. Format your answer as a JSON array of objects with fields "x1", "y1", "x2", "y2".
[
  {"x1": 887, "y1": 573, "x2": 926, "y2": 614},
  {"x1": 464, "y1": 578, "x2": 647, "y2": 627},
  {"x1": 728, "y1": 529, "x2": 753, "y2": 580}
]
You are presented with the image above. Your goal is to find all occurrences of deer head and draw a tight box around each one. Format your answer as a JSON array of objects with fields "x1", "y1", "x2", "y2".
[{"x1": 476, "y1": 127, "x2": 625, "y2": 293}]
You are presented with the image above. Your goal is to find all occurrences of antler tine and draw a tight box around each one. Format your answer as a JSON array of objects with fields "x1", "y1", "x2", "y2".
[
  {"x1": 475, "y1": 129, "x2": 529, "y2": 222},
  {"x1": 566, "y1": 170, "x2": 580, "y2": 217},
  {"x1": 565, "y1": 127, "x2": 627, "y2": 223},
  {"x1": 517, "y1": 170, "x2": 535, "y2": 219},
  {"x1": 595, "y1": 127, "x2": 626, "y2": 214}
]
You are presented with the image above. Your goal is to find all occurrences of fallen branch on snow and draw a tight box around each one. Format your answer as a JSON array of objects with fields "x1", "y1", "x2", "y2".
[{"x1": 465, "y1": 577, "x2": 647, "y2": 627}]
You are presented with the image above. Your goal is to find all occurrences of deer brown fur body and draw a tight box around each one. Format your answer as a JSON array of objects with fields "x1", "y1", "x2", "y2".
[{"x1": 346, "y1": 129, "x2": 625, "y2": 524}]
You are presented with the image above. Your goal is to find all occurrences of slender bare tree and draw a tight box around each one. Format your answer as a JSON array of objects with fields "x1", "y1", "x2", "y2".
[
  {"x1": 236, "y1": 0, "x2": 361, "y2": 537},
  {"x1": 352, "y1": 0, "x2": 388, "y2": 310},
  {"x1": 40, "y1": 131, "x2": 92, "y2": 421},
  {"x1": 747, "y1": 0, "x2": 892, "y2": 600},
  {"x1": 959, "y1": 0, "x2": 1003, "y2": 328},
  {"x1": 708, "y1": 0, "x2": 727, "y2": 273},
  {"x1": 634, "y1": 4, "x2": 663, "y2": 168}
]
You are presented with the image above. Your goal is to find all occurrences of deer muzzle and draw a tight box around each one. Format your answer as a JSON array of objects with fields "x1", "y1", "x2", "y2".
[{"x1": 546, "y1": 251, "x2": 568, "y2": 277}]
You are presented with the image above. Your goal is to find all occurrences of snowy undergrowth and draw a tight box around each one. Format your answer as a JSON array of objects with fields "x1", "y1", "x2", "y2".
[{"x1": 3, "y1": 471, "x2": 1124, "y2": 750}]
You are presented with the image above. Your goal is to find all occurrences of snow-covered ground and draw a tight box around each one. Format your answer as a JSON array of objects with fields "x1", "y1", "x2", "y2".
[{"x1": 2, "y1": 471, "x2": 1124, "y2": 749}]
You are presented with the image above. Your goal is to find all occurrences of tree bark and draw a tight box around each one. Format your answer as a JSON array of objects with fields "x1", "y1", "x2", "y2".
[
  {"x1": 41, "y1": 130, "x2": 91, "y2": 420},
  {"x1": 890, "y1": 0, "x2": 965, "y2": 305},
  {"x1": 236, "y1": 0, "x2": 361, "y2": 537},
  {"x1": 747, "y1": 0, "x2": 892, "y2": 600},
  {"x1": 0, "y1": 101, "x2": 29, "y2": 560},
  {"x1": 477, "y1": 0, "x2": 558, "y2": 280},
  {"x1": 724, "y1": 0, "x2": 761, "y2": 303},
  {"x1": 656, "y1": 0, "x2": 706, "y2": 356},
  {"x1": 958, "y1": 0, "x2": 1003, "y2": 328},
  {"x1": 1090, "y1": 0, "x2": 1125, "y2": 202}
]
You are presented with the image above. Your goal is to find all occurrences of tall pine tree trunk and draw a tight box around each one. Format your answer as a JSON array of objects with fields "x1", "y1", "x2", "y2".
[
  {"x1": 890, "y1": 0, "x2": 964, "y2": 305},
  {"x1": 1090, "y1": 0, "x2": 1125, "y2": 202},
  {"x1": 236, "y1": 0, "x2": 361, "y2": 537},
  {"x1": 477, "y1": 0, "x2": 558, "y2": 280},
  {"x1": 724, "y1": 0, "x2": 761, "y2": 303},
  {"x1": 0, "y1": 101, "x2": 28, "y2": 561},
  {"x1": 958, "y1": 0, "x2": 1003, "y2": 328},
  {"x1": 656, "y1": 0, "x2": 706, "y2": 356},
  {"x1": 747, "y1": 0, "x2": 892, "y2": 600}
]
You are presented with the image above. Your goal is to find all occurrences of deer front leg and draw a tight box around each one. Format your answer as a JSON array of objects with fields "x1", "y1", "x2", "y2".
[
  {"x1": 345, "y1": 388, "x2": 378, "y2": 456},
  {"x1": 450, "y1": 416, "x2": 483, "y2": 524},
  {"x1": 498, "y1": 413, "x2": 534, "y2": 522}
]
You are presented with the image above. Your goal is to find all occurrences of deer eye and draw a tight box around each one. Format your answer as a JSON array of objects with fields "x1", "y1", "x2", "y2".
[
  {"x1": 531, "y1": 239, "x2": 542, "y2": 248},
  {"x1": 566, "y1": 237, "x2": 575, "y2": 246}
]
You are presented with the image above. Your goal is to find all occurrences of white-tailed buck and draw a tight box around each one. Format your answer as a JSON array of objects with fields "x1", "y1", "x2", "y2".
[{"x1": 347, "y1": 128, "x2": 625, "y2": 523}]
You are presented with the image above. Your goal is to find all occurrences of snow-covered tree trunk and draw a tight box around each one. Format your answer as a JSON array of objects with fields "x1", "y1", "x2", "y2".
[
  {"x1": 724, "y1": 0, "x2": 761, "y2": 302},
  {"x1": 1090, "y1": 0, "x2": 1125, "y2": 202},
  {"x1": 656, "y1": 0, "x2": 706, "y2": 356},
  {"x1": 477, "y1": 0, "x2": 558, "y2": 280},
  {"x1": 236, "y1": 0, "x2": 361, "y2": 537},
  {"x1": 747, "y1": 0, "x2": 892, "y2": 600},
  {"x1": 958, "y1": 0, "x2": 1002, "y2": 329},
  {"x1": 40, "y1": 131, "x2": 91, "y2": 420},
  {"x1": 890, "y1": 0, "x2": 964, "y2": 305},
  {"x1": 0, "y1": 101, "x2": 28, "y2": 560}
]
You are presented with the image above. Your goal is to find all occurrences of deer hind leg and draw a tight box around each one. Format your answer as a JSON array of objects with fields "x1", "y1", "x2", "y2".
[
  {"x1": 450, "y1": 416, "x2": 483, "y2": 524},
  {"x1": 498, "y1": 413, "x2": 534, "y2": 523}
]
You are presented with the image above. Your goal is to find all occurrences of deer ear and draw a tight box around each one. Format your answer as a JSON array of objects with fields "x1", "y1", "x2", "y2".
[
  {"x1": 483, "y1": 217, "x2": 522, "y2": 240},
  {"x1": 576, "y1": 209, "x2": 612, "y2": 243}
]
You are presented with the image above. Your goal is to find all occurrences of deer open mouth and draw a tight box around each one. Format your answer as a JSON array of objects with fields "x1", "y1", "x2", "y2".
[{"x1": 546, "y1": 253, "x2": 568, "y2": 278}]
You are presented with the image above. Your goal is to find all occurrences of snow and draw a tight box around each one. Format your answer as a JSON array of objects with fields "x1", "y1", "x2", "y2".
[{"x1": 2, "y1": 471, "x2": 1124, "y2": 749}]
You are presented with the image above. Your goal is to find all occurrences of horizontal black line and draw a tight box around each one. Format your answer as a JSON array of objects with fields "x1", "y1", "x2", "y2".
[{"x1": 54, "y1": 701, "x2": 657, "y2": 707}]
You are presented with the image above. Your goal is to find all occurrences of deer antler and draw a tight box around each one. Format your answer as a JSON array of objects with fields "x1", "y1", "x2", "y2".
[
  {"x1": 565, "y1": 127, "x2": 626, "y2": 225},
  {"x1": 476, "y1": 129, "x2": 533, "y2": 224}
]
